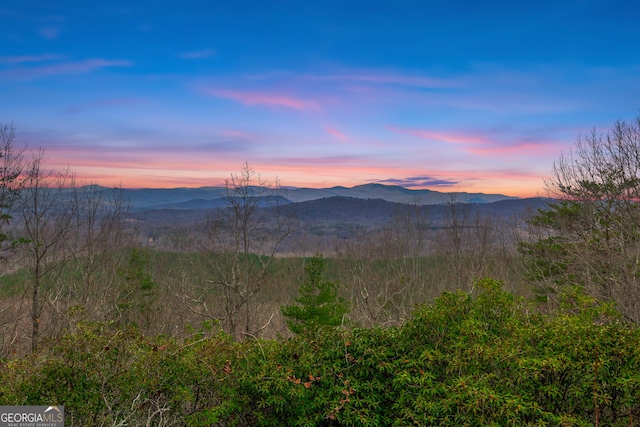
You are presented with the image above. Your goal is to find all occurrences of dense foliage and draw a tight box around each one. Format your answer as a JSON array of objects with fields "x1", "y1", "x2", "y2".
[{"x1": 2, "y1": 279, "x2": 639, "y2": 426}]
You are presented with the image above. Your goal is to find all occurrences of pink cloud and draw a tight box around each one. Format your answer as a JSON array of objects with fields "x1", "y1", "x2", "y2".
[
  {"x1": 205, "y1": 88, "x2": 319, "y2": 110},
  {"x1": 387, "y1": 125, "x2": 489, "y2": 144},
  {"x1": 218, "y1": 129, "x2": 263, "y2": 141},
  {"x1": 325, "y1": 127, "x2": 347, "y2": 141},
  {"x1": 465, "y1": 140, "x2": 561, "y2": 157},
  {"x1": 388, "y1": 125, "x2": 563, "y2": 162},
  {"x1": 268, "y1": 155, "x2": 364, "y2": 167}
]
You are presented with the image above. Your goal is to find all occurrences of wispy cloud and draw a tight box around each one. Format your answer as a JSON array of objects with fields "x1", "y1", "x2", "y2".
[
  {"x1": 65, "y1": 98, "x2": 146, "y2": 114},
  {"x1": 219, "y1": 129, "x2": 259, "y2": 139},
  {"x1": 464, "y1": 139, "x2": 561, "y2": 157},
  {"x1": 204, "y1": 88, "x2": 319, "y2": 110},
  {"x1": 179, "y1": 48, "x2": 215, "y2": 59},
  {"x1": 250, "y1": 68, "x2": 458, "y2": 89},
  {"x1": 387, "y1": 125, "x2": 489, "y2": 144},
  {"x1": 38, "y1": 58, "x2": 131, "y2": 74},
  {"x1": 270, "y1": 155, "x2": 364, "y2": 166},
  {"x1": 228, "y1": 68, "x2": 462, "y2": 114},
  {"x1": 325, "y1": 127, "x2": 347, "y2": 141},
  {"x1": 0, "y1": 54, "x2": 64, "y2": 64},
  {"x1": 1, "y1": 58, "x2": 132, "y2": 79},
  {"x1": 388, "y1": 124, "x2": 565, "y2": 160},
  {"x1": 306, "y1": 72, "x2": 458, "y2": 89}
]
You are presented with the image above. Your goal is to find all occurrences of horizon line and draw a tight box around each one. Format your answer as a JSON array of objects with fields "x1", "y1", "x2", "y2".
[{"x1": 74, "y1": 182, "x2": 544, "y2": 199}]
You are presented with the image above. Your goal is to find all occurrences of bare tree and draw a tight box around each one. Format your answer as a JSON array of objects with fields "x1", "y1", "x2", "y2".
[
  {"x1": 0, "y1": 122, "x2": 25, "y2": 262},
  {"x1": 19, "y1": 150, "x2": 77, "y2": 351},
  {"x1": 0, "y1": 122, "x2": 26, "y2": 357},
  {"x1": 195, "y1": 163, "x2": 296, "y2": 337},
  {"x1": 440, "y1": 195, "x2": 470, "y2": 288},
  {"x1": 341, "y1": 200, "x2": 432, "y2": 327},
  {"x1": 64, "y1": 184, "x2": 135, "y2": 320},
  {"x1": 433, "y1": 194, "x2": 502, "y2": 293},
  {"x1": 520, "y1": 115, "x2": 640, "y2": 322}
]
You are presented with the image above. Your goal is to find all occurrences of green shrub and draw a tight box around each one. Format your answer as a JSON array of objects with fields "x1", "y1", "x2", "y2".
[
  {"x1": 0, "y1": 321, "x2": 252, "y2": 426},
  {"x1": 246, "y1": 278, "x2": 640, "y2": 426},
  {"x1": 2, "y1": 278, "x2": 640, "y2": 426}
]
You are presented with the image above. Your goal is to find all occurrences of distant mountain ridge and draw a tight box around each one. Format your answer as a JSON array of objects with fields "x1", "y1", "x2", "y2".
[
  {"x1": 130, "y1": 195, "x2": 551, "y2": 248},
  {"x1": 114, "y1": 183, "x2": 519, "y2": 211},
  {"x1": 282, "y1": 183, "x2": 518, "y2": 204}
]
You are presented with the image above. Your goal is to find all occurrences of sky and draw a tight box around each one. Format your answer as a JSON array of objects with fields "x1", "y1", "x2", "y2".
[{"x1": 1, "y1": 0, "x2": 640, "y2": 197}]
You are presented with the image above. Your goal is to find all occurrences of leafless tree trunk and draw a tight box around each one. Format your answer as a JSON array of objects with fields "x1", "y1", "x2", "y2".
[
  {"x1": 337, "y1": 200, "x2": 432, "y2": 327},
  {"x1": 437, "y1": 195, "x2": 471, "y2": 290},
  {"x1": 433, "y1": 195, "x2": 503, "y2": 293},
  {"x1": 64, "y1": 184, "x2": 135, "y2": 321},
  {"x1": 0, "y1": 122, "x2": 25, "y2": 263},
  {"x1": 195, "y1": 163, "x2": 296, "y2": 337},
  {"x1": 0, "y1": 122, "x2": 25, "y2": 357},
  {"x1": 19, "y1": 150, "x2": 76, "y2": 351}
]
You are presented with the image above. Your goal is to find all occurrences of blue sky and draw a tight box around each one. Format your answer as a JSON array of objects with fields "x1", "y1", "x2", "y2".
[{"x1": 2, "y1": 0, "x2": 639, "y2": 196}]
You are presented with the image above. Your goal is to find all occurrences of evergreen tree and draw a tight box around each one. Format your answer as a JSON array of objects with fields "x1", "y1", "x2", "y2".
[
  {"x1": 281, "y1": 254, "x2": 349, "y2": 334},
  {"x1": 520, "y1": 115, "x2": 640, "y2": 322}
]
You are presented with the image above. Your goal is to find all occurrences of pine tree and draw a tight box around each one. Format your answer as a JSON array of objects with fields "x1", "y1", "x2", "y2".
[{"x1": 281, "y1": 254, "x2": 349, "y2": 335}]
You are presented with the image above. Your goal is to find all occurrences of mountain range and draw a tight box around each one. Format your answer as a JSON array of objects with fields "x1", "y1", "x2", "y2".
[
  {"x1": 122, "y1": 183, "x2": 520, "y2": 211},
  {"x1": 125, "y1": 184, "x2": 550, "y2": 252}
]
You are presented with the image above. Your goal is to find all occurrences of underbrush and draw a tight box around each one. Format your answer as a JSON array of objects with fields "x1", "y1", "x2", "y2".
[{"x1": 1, "y1": 279, "x2": 638, "y2": 426}]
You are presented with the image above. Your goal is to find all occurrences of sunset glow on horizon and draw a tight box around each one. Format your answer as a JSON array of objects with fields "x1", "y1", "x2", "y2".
[{"x1": 2, "y1": 1, "x2": 639, "y2": 198}]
